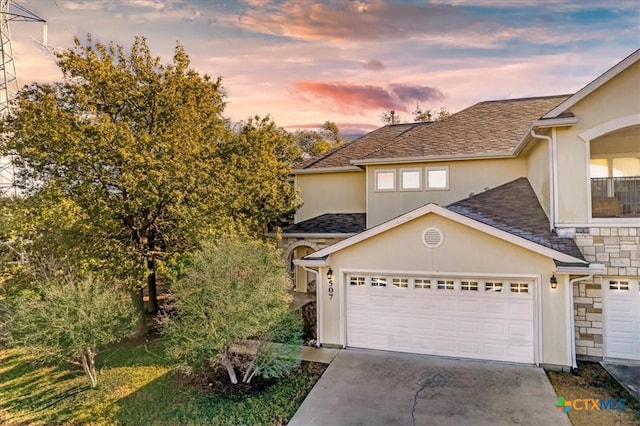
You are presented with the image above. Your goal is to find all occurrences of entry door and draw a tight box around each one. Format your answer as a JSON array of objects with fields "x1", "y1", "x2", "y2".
[
  {"x1": 604, "y1": 278, "x2": 640, "y2": 360},
  {"x1": 293, "y1": 246, "x2": 314, "y2": 292}
]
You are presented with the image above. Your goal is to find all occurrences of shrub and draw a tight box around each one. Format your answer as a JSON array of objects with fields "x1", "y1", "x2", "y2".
[{"x1": 162, "y1": 237, "x2": 302, "y2": 384}]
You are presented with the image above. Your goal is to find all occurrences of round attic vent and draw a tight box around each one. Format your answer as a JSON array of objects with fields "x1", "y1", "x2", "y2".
[{"x1": 422, "y1": 227, "x2": 443, "y2": 248}]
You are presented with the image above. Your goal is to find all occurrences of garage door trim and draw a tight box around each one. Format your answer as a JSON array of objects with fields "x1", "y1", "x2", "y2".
[{"x1": 338, "y1": 268, "x2": 542, "y2": 365}]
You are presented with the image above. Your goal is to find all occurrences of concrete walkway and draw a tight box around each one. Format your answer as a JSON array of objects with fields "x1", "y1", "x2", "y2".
[
  {"x1": 301, "y1": 346, "x2": 340, "y2": 364},
  {"x1": 290, "y1": 349, "x2": 570, "y2": 426},
  {"x1": 601, "y1": 359, "x2": 640, "y2": 402}
]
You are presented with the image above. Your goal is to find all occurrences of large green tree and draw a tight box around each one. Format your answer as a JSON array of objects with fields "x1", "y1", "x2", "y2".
[{"x1": 0, "y1": 36, "x2": 299, "y2": 310}]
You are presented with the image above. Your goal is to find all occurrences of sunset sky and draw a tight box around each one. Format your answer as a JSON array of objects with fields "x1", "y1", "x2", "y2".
[{"x1": 10, "y1": 0, "x2": 640, "y2": 134}]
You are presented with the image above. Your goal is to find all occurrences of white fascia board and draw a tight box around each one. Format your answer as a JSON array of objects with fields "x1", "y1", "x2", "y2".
[
  {"x1": 532, "y1": 117, "x2": 578, "y2": 128},
  {"x1": 543, "y1": 49, "x2": 640, "y2": 119},
  {"x1": 293, "y1": 257, "x2": 329, "y2": 267},
  {"x1": 293, "y1": 166, "x2": 362, "y2": 174},
  {"x1": 281, "y1": 233, "x2": 357, "y2": 238},
  {"x1": 308, "y1": 203, "x2": 587, "y2": 264},
  {"x1": 554, "y1": 263, "x2": 606, "y2": 274},
  {"x1": 351, "y1": 152, "x2": 513, "y2": 166}
]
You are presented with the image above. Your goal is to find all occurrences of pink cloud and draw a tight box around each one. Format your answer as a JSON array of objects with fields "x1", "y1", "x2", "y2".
[{"x1": 293, "y1": 81, "x2": 444, "y2": 114}]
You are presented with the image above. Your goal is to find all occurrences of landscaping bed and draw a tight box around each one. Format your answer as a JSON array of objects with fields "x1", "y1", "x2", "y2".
[
  {"x1": 0, "y1": 339, "x2": 325, "y2": 425},
  {"x1": 546, "y1": 361, "x2": 640, "y2": 426}
]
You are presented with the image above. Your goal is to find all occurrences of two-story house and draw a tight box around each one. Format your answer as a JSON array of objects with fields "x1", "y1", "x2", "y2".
[{"x1": 279, "y1": 49, "x2": 640, "y2": 369}]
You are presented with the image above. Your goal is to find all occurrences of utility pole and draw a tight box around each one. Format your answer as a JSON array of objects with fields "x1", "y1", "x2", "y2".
[{"x1": 0, "y1": 0, "x2": 46, "y2": 196}]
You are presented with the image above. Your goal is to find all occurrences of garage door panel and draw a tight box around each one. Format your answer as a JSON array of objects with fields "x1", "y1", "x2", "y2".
[
  {"x1": 603, "y1": 278, "x2": 640, "y2": 360},
  {"x1": 458, "y1": 300, "x2": 481, "y2": 314},
  {"x1": 346, "y1": 274, "x2": 535, "y2": 364},
  {"x1": 509, "y1": 324, "x2": 533, "y2": 339}
]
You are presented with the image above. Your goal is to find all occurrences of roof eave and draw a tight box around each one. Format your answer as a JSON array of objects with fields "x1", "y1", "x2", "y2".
[
  {"x1": 293, "y1": 257, "x2": 329, "y2": 267},
  {"x1": 533, "y1": 117, "x2": 579, "y2": 128},
  {"x1": 277, "y1": 232, "x2": 359, "y2": 238},
  {"x1": 513, "y1": 117, "x2": 579, "y2": 155},
  {"x1": 554, "y1": 263, "x2": 607, "y2": 274},
  {"x1": 351, "y1": 152, "x2": 514, "y2": 166},
  {"x1": 293, "y1": 166, "x2": 363, "y2": 174}
]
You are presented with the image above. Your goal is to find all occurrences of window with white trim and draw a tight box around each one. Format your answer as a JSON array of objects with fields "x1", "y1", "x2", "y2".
[
  {"x1": 400, "y1": 168, "x2": 422, "y2": 191},
  {"x1": 371, "y1": 277, "x2": 387, "y2": 287},
  {"x1": 349, "y1": 276, "x2": 365, "y2": 286},
  {"x1": 375, "y1": 169, "x2": 395, "y2": 191},
  {"x1": 461, "y1": 281, "x2": 479, "y2": 291},
  {"x1": 425, "y1": 167, "x2": 449, "y2": 190},
  {"x1": 485, "y1": 282, "x2": 503, "y2": 293},
  {"x1": 414, "y1": 278, "x2": 431, "y2": 289},
  {"x1": 392, "y1": 278, "x2": 409, "y2": 288},
  {"x1": 510, "y1": 282, "x2": 529, "y2": 293},
  {"x1": 609, "y1": 280, "x2": 630, "y2": 290},
  {"x1": 437, "y1": 279, "x2": 454, "y2": 290}
]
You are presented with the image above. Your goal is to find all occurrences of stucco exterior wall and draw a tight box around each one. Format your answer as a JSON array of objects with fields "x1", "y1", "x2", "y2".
[
  {"x1": 295, "y1": 171, "x2": 366, "y2": 223},
  {"x1": 526, "y1": 137, "x2": 551, "y2": 217},
  {"x1": 555, "y1": 61, "x2": 640, "y2": 224},
  {"x1": 366, "y1": 159, "x2": 527, "y2": 227},
  {"x1": 318, "y1": 213, "x2": 570, "y2": 366}
]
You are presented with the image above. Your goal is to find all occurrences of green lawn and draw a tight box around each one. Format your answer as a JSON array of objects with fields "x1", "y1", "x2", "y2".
[{"x1": 0, "y1": 339, "x2": 324, "y2": 425}]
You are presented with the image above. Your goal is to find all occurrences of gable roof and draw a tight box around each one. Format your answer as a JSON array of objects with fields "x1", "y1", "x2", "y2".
[
  {"x1": 296, "y1": 122, "x2": 430, "y2": 171},
  {"x1": 447, "y1": 178, "x2": 585, "y2": 261},
  {"x1": 543, "y1": 49, "x2": 640, "y2": 119},
  {"x1": 300, "y1": 179, "x2": 587, "y2": 265},
  {"x1": 353, "y1": 95, "x2": 569, "y2": 164},
  {"x1": 295, "y1": 95, "x2": 569, "y2": 171},
  {"x1": 281, "y1": 213, "x2": 366, "y2": 236}
]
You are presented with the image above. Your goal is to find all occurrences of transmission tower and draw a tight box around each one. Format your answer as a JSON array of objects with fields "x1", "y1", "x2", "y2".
[{"x1": 0, "y1": 0, "x2": 45, "y2": 196}]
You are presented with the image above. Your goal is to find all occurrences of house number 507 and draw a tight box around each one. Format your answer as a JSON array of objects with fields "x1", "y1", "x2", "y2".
[{"x1": 327, "y1": 268, "x2": 334, "y2": 300}]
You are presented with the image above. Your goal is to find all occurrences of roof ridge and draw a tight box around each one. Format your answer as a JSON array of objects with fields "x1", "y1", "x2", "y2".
[{"x1": 477, "y1": 94, "x2": 572, "y2": 105}]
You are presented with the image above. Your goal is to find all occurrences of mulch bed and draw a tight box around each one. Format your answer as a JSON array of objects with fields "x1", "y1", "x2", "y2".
[{"x1": 176, "y1": 360, "x2": 327, "y2": 395}]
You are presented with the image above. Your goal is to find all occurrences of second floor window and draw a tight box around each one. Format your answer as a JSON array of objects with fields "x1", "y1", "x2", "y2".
[
  {"x1": 426, "y1": 167, "x2": 449, "y2": 190},
  {"x1": 375, "y1": 169, "x2": 395, "y2": 191},
  {"x1": 400, "y1": 169, "x2": 422, "y2": 190}
]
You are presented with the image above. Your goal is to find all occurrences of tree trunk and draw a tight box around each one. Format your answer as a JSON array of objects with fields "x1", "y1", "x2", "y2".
[
  {"x1": 242, "y1": 358, "x2": 256, "y2": 384},
  {"x1": 146, "y1": 257, "x2": 158, "y2": 314},
  {"x1": 131, "y1": 288, "x2": 146, "y2": 337},
  {"x1": 81, "y1": 347, "x2": 98, "y2": 389},
  {"x1": 220, "y1": 350, "x2": 238, "y2": 384}
]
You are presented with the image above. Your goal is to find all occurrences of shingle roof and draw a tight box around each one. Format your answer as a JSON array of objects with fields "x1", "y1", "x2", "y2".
[
  {"x1": 359, "y1": 95, "x2": 569, "y2": 162},
  {"x1": 297, "y1": 122, "x2": 432, "y2": 169},
  {"x1": 297, "y1": 95, "x2": 569, "y2": 170},
  {"x1": 447, "y1": 177, "x2": 585, "y2": 260},
  {"x1": 282, "y1": 213, "x2": 366, "y2": 234}
]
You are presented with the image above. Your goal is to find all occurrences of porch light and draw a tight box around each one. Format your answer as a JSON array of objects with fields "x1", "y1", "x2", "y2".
[
  {"x1": 550, "y1": 275, "x2": 558, "y2": 289},
  {"x1": 327, "y1": 267, "x2": 333, "y2": 282}
]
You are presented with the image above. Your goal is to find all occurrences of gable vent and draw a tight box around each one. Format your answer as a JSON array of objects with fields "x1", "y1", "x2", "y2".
[{"x1": 422, "y1": 227, "x2": 443, "y2": 248}]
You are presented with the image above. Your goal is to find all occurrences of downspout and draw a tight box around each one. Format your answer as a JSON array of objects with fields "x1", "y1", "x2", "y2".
[
  {"x1": 531, "y1": 130, "x2": 555, "y2": 231},
  {"x1": 568, "y1": 274, "x2": 594, "y2": 370},
  {"x1": 302, "y1": 266, "x2": 322, "y2": 348}
]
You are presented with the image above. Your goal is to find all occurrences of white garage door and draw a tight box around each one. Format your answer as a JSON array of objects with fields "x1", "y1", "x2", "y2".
[
  {"x1": 346, "y1": 274, "x2": 536, "y2": 364},
  {"x1": 604, "y1": 278, "x2": 640, "y2": 360}
]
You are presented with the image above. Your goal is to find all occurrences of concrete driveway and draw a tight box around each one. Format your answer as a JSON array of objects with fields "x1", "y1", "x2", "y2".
[{"x1": 290, "y1": 349, "x2": 570, "y2": 426}]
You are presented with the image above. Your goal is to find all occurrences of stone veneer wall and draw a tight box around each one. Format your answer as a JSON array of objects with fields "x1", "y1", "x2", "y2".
[
  {"x1": 573, "y1": 227, "x2": 640, "y2": 358},
  {"x1": 277, "y1": 236, "x2": 347, "y2": 271}
]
